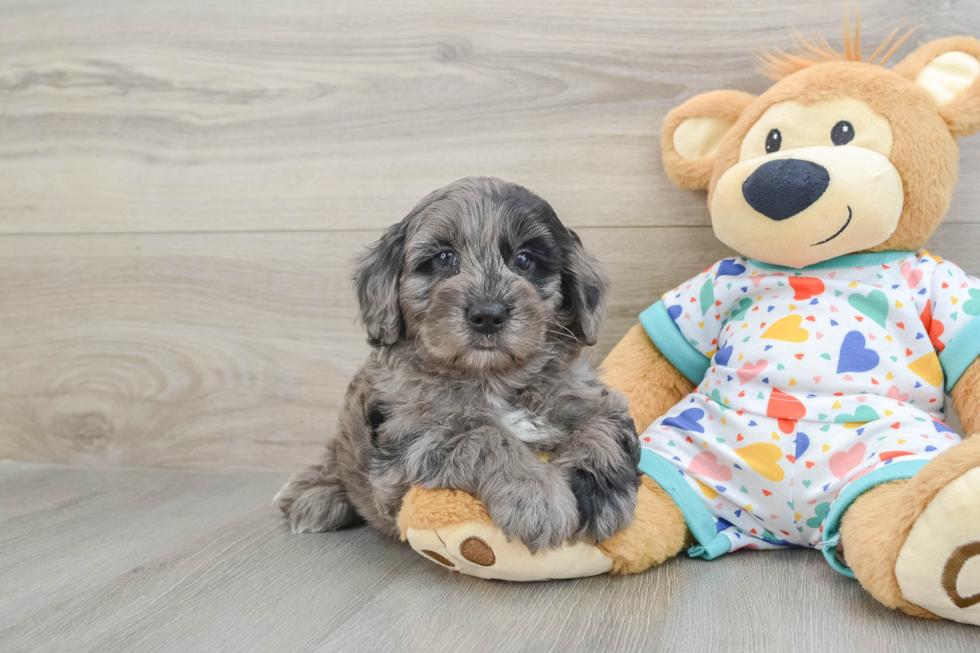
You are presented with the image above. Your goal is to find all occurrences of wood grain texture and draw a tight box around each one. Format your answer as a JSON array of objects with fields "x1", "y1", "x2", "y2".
[
  {"x1": 0, "y1": 225, "x2": 974, "y2": 471},
  {"x1": 0, "y1": 0, "x2": 978, "y2": 234},
  {"x1": 1, "y1": 461, "x2": 979, "y2": 653}
]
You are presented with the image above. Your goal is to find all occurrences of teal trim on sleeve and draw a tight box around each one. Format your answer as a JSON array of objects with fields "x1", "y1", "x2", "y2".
[
  {"x1": 638, "y1": 449, "x2": 732, "y2": 561},
  {"x1": 821, "y1": 459, "x2": 929, "y2": 578},
  {"x1": 747, "y1": 251, "x2": 913, "y2": 272},
  {"x1": 639, "y1": 301, "x2": 710, "y2": 385},
  {"x1": 939, "y1": 315, "x2": 980, "y2": 393}
]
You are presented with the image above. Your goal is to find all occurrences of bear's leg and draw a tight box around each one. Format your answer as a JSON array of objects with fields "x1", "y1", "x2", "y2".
[
  {"x1": 840, "y1": 434, "x2": 980, "y2": 624},
  {"x1": 398, "y1": 475, "x2": 689, "y2": 580}
]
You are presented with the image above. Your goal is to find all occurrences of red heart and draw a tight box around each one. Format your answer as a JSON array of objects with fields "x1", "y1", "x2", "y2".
[
  {"x1": 762, "y1": 489, "x2": 772, "y2": 497},
  {"x1": 766, "y1": 388, "x2": 806, "y2": 434},
  {"x1": 805, "y1": 461, "x2": 815, "y2": 468},
  {"x1": 794, "y1": 354, "x2": 804, "y2": 360},
  {"x1": 788, "y1": 277, "x2": 825, "y2": 300},
  {"x1": 737, "y1": 434, "x2": 744, "y2": 442}
]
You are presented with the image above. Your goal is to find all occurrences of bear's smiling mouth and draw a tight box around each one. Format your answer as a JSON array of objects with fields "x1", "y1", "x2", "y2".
[{"x1": 811, "y1": 206, "x2": 853, "y2": 246}]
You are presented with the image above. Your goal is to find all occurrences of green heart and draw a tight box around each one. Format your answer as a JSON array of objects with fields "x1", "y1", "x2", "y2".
[
  {"x1": 806, "y1": 502, "x2": 831, "y2": 529},
  {"x1": 834, "y1": 405, "x2": 880, "y2": 424},
  {"x1": 731, "y1": 297, "x2": 753, "y2": 321},
  {"x1": 668, "y1": 440, "x2": 676, "y2": 447},
  {"x1": 847, "y1": 289, "x2": 889, "y2": 327},
  {"x1": 741, "y1": 486, "x2": 749, "y2": 494},
  {"x1": 802, "y1": 480, "x2": 812, "y2": 488},
  {"x1": 835, "y1": 291, "x2": 844, "y2": 297},
  {"x1": 777, "y1": 363, "x2": 785, "y2": 371},
  {"x1": 708, "y1": 389, "x2": 731, "y2": 411},
  {"x1": 787, "y1": 501, "x2": 795, "y2": 509},
  {"x1": 820, "y1": 353, "x2": 832, "y2": 361},
  {"x1": 820, "y1": 425, "x2": 830, "y2": 432},
  {"x1": 964, "y1": 288, "x2": 980, "y2": 317},
  {"x1": 890, "y1": 356, "x2": 898, "y2": 362},
  {"x1": 699, "y1": 279, "x2": 715, "y2": 317}
]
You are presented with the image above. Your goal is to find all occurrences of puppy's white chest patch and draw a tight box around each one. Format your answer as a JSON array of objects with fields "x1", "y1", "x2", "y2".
[{"x1": 501, "y1": 409, "x2": 548, "y2": 443}]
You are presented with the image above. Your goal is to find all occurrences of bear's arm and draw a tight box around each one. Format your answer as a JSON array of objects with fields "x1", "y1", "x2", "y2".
[
  {"x1": 952, "y1": 356, "x2": 980, "y2": 437},
  {"x1": 601, "y1": 323, "x2": 695, "y2": 434}
]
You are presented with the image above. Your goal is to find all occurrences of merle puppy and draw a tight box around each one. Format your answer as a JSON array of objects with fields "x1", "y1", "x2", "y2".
[{"x1": 275, "y1": 177, "x2": 640, "y2": 552}]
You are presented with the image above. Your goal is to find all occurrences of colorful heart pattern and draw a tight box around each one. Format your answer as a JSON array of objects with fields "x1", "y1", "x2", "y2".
[{"x1": 639, "y1": 250, "x2": 977, "y2": 554}]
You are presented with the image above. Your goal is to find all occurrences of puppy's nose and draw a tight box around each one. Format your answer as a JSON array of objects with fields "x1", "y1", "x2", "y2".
[
  {"x1": 742, "y1": 159, "x2": 830, "y2": 221},
  {"x1": 467, "y1": 302, "x2": 508, "y2": 335}
]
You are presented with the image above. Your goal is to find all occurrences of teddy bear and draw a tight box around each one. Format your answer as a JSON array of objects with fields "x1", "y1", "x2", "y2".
[{"x1": 395, "y1": 25, "x2": 980, "y2": 625}]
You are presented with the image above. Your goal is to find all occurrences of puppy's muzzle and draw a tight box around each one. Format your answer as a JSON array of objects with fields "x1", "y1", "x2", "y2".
[
  {"x1": 742, "y1": 158, "x2": 830, "y2": 221},
  {"x1": 467, "y1": 302, "x2": 508, "y2": 335}
]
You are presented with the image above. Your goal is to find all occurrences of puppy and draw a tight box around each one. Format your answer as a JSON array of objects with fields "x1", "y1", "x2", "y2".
[{"x1": 275, "y1": 177, "x2": 640, "y2": 552}]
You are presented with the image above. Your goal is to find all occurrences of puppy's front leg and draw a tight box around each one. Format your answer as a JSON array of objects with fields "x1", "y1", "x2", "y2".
[
  {"x1": 395, "y1": 426, "x2": 580, "y2": 553},
  {"x1": 550, "y1": 389, "x2": 641, "y2": 544}
]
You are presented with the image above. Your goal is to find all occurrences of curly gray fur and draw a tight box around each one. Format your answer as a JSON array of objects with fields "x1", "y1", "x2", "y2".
[{"x1": 275, "y1": 177, "x2": 640, "y2": 552}]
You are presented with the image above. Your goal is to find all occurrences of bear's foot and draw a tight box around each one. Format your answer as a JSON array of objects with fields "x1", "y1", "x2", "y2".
[
  {"x1": 842, "y1": 435, "x2": 980, "y2": 625},
  {"x1": 397, "y1": 486, "x2": 613, "y2": 581},
  {"x1": 895, "y1": 465, "x2": 980, "y2": 624}
]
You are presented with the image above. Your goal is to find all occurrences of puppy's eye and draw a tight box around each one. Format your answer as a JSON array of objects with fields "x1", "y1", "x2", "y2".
[
  {"x1": 433, "y1": 251, "x2": 457, "y2": 268},
  {"x1": 765, "y1": 128, "x2": 781, "y2": 154},
  {"x1": 514, "y1": 252, "x2": 534, "y2": 271},
  {"x1": 831, "y1": 120, "x2": 855, "y2": 146}
]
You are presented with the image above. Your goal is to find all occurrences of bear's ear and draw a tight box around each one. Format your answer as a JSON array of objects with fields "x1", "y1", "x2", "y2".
[
  {"x1": 661, "y1": 90, "x2": 756, "y2": 190},
  {"x1": 893, "y1": 36, "x2": 980, "y2": 138}
]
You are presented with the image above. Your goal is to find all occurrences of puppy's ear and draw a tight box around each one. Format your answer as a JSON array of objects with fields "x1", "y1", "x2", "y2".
[
  {"x1": 560, "y1": 229, "x2": 609, "y2": 347},
  {"x1": 661, "y1": 90, "x2": 756, "y2": 190},
  {"x1": 352, "y1": 221, "x2": 407, "y2": 347},
  {"x1": 893, "y1": 36, "x2": 980, "y2": 138}
]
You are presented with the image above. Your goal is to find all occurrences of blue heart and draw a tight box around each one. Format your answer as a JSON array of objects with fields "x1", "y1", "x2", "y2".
[
  {"x1": 667, "y1": 304, "x2": 682, "y2": 321},
  {"x1": 662, "y1": 408, "x2": 705, "y2": 433},
  {"x1": 716, "y1": 518, "x2": 734, "y2": 533},
  {"x1": 715, "y1": 343, "x2": 734, "y2": 367},
  {"x1": 830, "y1": 319, "x2": 838, "y2": 326},
  {"x1": 932, "y1": 419, "x2": 956, "y2": 434},
  {"x1": 837, "y1": 331, "x2": 879, "y2": 374},
  {"x1": 717, "y1": 259, "x2": 746, "y2": 278},
  {"x1": 925, "y1": 445, "x2": 937, "y2": 452},
  {"x1": 795, "y1": 432, "x2": 809, "y2": 459}
]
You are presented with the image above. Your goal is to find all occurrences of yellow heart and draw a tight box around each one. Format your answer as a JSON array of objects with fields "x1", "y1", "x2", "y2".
[
  {"x1": 702, "y1": 442, "x2": 710, "y2": 448},
  {"x1": 721, "y1": 418, "x2": 727, "y2": 425},
  {"x1": 952, "y1": 297, "x2": 959, "y2": 305},
  {"x1": 823, "y1": 444, "x2": 831, "y2": 453},
  {"x1": 738, "y1": 354, "x2": 745, "y2": 361},
  {"x1": 886, "y1": 372, "x2": 894, "y2": 380},
  {"x1": 895, "y1": 300, "x2": 903, "y2": 308},
  {"x1": 745, "y1": 504, "x2": 754, "y2": 511},
  {"x1": 795, "y1": 512, "x2": 803, "y2": 520},
  {"x1": 849, "y1": 281, "x2": 859, "y2": 287},
  {"x1": 885, "y1": 409, "x2": 894, "y2": 416},
  {"x1": 772, "y1": 432, "x2": 780, "y2": 440},
  {"x1": 696, "y1": 479, "x2": 719, "y2": 499},
  {"x1": 789, "y1": 303, "x2": 797, "y2": 311},
  {"x1": 789, "y1": 378, "x2": 797, "y2": 386},
  {"x1": 898, "y1": 439, "x2": 906, "y2": 444},
  {"x1": 885, "y1": 335, "x2": 893, "y2": 342},
  {"x1": 761, "y1": 315, "x2": 810, "y2": 343},
  {"x1": 908, "y1": 352, "x2": 943, "y2": 388},
  {"x1": 735, "y1": 443, "x2": 785, "y2": 482},
  {"x1": 706, "y1": 348, "x2": 717, "y2": 359},
  {"x1": 832, "y1": 401, "x2": 842, "y2": 409},
  {"x1": 698, "y1": 322, "x2": 705, "y2": 329}
]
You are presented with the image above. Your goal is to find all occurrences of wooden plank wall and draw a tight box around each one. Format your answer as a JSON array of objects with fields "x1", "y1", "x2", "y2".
[{"x1": 1, "y1": 0, "x2": 978, "y2": 472}]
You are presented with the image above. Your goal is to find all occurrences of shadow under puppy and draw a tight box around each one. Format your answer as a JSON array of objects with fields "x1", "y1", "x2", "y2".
[{"x1": 275, "y1": 177, "x2": 640, "y2": 552}]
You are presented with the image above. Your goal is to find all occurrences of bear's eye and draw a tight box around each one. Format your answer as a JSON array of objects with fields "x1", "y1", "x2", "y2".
[
  {"x1": 831, "y1": 121, "x2": 855, "y2": 146},
  {"x1": 765, "y1": 129, "x2": 781, "y2": 154}
]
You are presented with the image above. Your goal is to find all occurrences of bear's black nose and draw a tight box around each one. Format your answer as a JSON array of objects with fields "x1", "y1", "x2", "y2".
[
  {"x1": 467, "y1": 302, "x2": 508, "y2": 335},
  {"x1": 741, "y1": 159, "x2": 830, "y2": 221}
]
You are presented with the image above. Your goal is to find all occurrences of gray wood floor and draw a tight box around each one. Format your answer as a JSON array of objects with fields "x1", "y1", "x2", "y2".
[{"x1": 2, "y1": 461, "x2": 979, "y2": 653}]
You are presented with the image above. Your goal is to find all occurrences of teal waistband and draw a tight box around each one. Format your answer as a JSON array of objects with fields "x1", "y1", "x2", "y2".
[
  {"x1": 939, "y1": 316, "x2": 980, "y2": 394},
  {"x1": 821, "y1": 459, "x2": 929, "y2": 578},
  {"x1": 638, "y1": 449, "x2": 731, "y2": 561}
]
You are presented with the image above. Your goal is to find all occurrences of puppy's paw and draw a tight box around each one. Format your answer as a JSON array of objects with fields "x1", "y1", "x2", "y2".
[
  {"x1": 567, "y1": 465, "x2": 639, "y2": 544},
  {"x1": 483, "y1": 471, "x2": 580, "y2": 553},
  {"x1": 274, "y1": 471, "x2": 359, "y2": 534}
]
